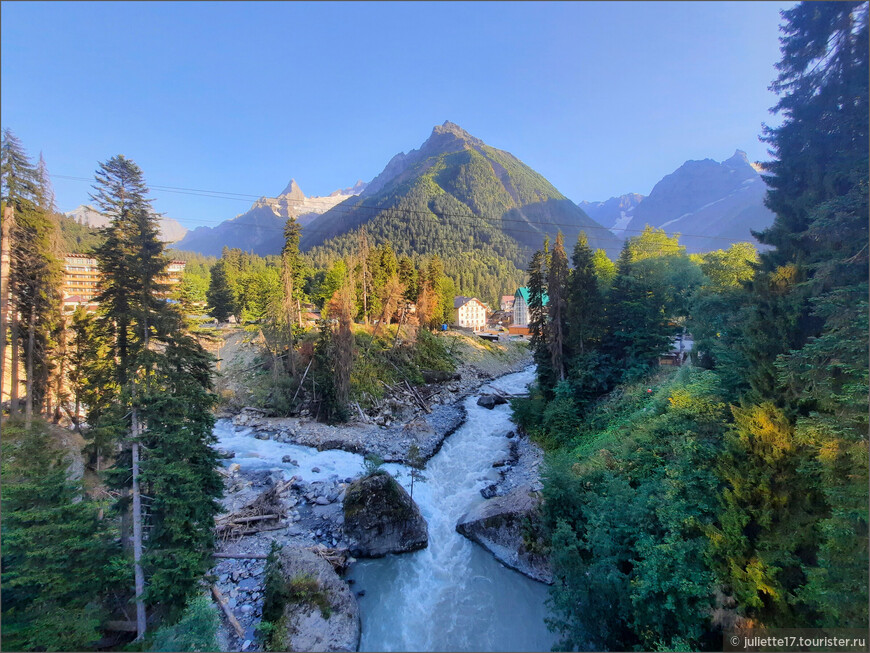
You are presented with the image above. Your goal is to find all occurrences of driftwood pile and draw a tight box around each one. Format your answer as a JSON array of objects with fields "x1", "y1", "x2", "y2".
[
  {"x1": 215, "y1": 478, "x2": 294, "y2": 539},
  {"x1": 309, "y1": 544, "x2": 354, "y2": 575}
]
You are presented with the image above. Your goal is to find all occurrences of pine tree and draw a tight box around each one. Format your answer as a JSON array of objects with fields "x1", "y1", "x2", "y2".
[
  {"x1": 1, "y1": 419, "x2": 118, "y2": 651},
  {"x1": 528, "y1": 238, "x2": 553, "y2": 392},
  {"x1": 566, "y1": 232, "x2": 602, "y2": 357},
  {"x1": 547, "y1": 232, "x2": 569, "y2": 382},
  {"x1": 744, "y1": 1, "x2": 869, "y2": 399},
  {"x1": 206, "y1": 259, "x2": 238, "y2": 322},
  {"x1": 87, "y1": 155, "x2": 222, "y2": 632},
  {"x1": 603, "y1": 243, "x2": 672, "y2": 381},
  {"x1": 138, "y1": 331, "x2": 221, "y2": 615},
  {"x1": 1, "y1": 130, "x2": 61, "y2": 423},
  {"x1": 281, "y1": 217, "x2": 303, "y2": 376}
]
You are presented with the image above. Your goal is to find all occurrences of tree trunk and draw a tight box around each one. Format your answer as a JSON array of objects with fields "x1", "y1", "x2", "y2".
[
  {"x1": 53, "y1": 318, "x2": 66, "y2": 423},
  {"x1": 0, "y1": 206, "x2": 12, "y2": 408},
  {"x1": 10, "y1": 309, "x2": 19, "y2": 419},
  {"x1": 285, "y1": 272, "x2": 296, "y2": 378},
  {"x1": 25, "y1": 303, "x2": 35, "y2": 429},
  {"x1": 131, "y1": 410, "x2": 147, "y2": 640}
]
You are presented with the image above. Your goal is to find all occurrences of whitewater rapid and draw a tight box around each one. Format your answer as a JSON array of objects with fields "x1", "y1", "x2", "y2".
[{"x1": 214, "y1": 366, "x2": 555, "y2": 652}]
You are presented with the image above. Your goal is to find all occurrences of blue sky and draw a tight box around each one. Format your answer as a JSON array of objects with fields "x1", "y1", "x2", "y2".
[{"x1": 1, "y1": 1, "x2": 794, "y2": 229}]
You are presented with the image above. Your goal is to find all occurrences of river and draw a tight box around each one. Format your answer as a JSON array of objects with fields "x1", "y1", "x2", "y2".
[{"x1": 215, "y1": 366, "x2": 555, "y2": 652}]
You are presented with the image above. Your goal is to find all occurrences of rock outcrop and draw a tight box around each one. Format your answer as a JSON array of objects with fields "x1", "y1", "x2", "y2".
[
  {"x1": 271, "y1": 545, "x2": 360, "y2": 652},
  {"x1": 456, "y1": 486, "x2": 552, "y2": 584},
  {"x1": 343, "y1": 472, "x2": 428, "y2": 557}
]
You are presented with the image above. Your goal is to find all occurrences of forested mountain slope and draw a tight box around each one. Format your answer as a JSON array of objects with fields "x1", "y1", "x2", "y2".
[{"x1": 302, "y1": 121, "x2": 621, "y2": 303}]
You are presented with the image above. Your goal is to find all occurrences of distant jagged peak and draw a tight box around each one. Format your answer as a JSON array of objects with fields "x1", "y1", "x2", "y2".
[
  {"x1": 330, "y1": 179, "x2": 368, "y2": 197},
  {"x1": 724, "y1": 149, "x2": 753, "y2": 168},
  {"x1": 279, "y1": 178, "x2": 305, "y2": 199}
]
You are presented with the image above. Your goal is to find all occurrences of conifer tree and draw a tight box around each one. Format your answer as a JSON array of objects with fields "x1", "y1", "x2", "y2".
[
  {"x1": 88, "y1": 155, "x2": 222, "y2": 633},
  {"x1": 206, "y1": 259, "x2": 238, "y2": 322},
  {"x1": 281, "y1": 216, "x2": 303, "y2": 376},
  {"x1": 1, "y1": 130, "x2": 60, "y2": 423},
  {"x1": 1, "y1": 419, "x2": 118, "y2": 651},
  {"x1": 547, "y1": 232, "x2": 569, "y2": 382},
  {"x1": 528, "y1": 238, "x2": 553, "y2": 392},
  {"x1": 566, "y1": 232, "x2": 602, "y2": 357},
  {"x1": 722, "y1": 1, "x2": 869, "y2": 627},
  {"x1": 603, "y1": 243, "x2": 672, "y2": 380}
]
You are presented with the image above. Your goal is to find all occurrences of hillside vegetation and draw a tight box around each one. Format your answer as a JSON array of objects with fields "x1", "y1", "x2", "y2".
[{"x1": 514, "y1": 5, "x2": 869, "y2": 649}]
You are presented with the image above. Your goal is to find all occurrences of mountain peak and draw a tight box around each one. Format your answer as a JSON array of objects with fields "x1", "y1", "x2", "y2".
[
  {"x1": 724, "y1": 149, "x2": 751, "y2": 168},
  {"x1": 430, "y1": 120, "x2": 483, "y2": 146},
  {"x1": 280, "y1": 179, "x2": 305, "y2": 199}
]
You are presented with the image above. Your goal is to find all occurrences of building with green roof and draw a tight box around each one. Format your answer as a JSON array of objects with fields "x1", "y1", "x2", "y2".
[{"x1": 512, "y1": 286, "x2": 548, "y2": 328}]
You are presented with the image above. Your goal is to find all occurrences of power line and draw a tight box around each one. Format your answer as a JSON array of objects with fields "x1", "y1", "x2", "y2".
[{"x1": 52, "y1": 172, "x2": 763, "y2": 246}]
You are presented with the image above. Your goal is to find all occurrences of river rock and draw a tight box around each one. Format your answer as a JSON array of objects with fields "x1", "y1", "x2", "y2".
[
  {"x1": 269, "y1": 545, "x2": 361, "y2": 653},
  {"x1": 343, "y1": 472, "x2": 428, "y2": 558},
  {"x1": 476, "y1": 394, "x2": 507, "y2": 409},
  {"x1": 456, "y1": 486, "x2": 552, "y2": 584}
]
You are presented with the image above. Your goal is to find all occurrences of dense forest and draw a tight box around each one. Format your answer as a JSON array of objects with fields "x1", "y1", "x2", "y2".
[{"x1": 512, "y1": 3, "x2": 869, "y2": 649}]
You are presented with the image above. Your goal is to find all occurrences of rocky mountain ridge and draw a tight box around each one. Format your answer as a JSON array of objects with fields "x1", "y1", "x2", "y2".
[
  {"x1": 173, "y1": 179, "x2": 366, "y2": 257},
  {"x1": 65, "y1": 204, "x2": 188, "y2": 244},
  {"x1": 579, "y1": 150, "x2": 775, "y2": 253}
]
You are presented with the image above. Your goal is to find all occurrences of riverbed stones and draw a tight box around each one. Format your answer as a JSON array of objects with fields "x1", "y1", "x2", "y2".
[
  {"x1": 477, "y1": 394, "x2": 508, "y2": 409},
  {"x1": 343, "y1": 472, "x2": 428, "y2": 558},
  {"x1": 271, "y1": 545, "x2": 361, "y2": 653},
  {"x1": 456, "y1": 485, "x2": 552, "y2": 584}
]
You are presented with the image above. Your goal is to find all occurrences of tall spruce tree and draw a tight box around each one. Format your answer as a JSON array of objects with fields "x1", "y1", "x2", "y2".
[
  {"x1": 206, "y1": 258, "x2": 238, "y2": 322},
  {"x1": 528, "y1": 238, "x2": 553, "y2": 392},
  {"x1": 547, "y1": 232, "x2": 569, "y2": 382},
  {"x1": 603, "y1": 243, "x2": 672, "y2": 381},
  {"x1": 1, "y1": 130, "x2": 60, "y2": 423},
  {"x1": 281, "y1": 216, "x2": 303, "y2": 376},
  {"x1": 565, "y1": 233, "x2": 602, "y2": 358},
  {"x1": 89, "y1": 155, "x2": 222, "y2": 632},
  {"x1": 564, "y1": 232, "x2": 611, "y2": 410}
]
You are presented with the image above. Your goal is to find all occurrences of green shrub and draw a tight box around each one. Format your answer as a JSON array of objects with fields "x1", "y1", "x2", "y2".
[{"x1": 150, "y1": 596, "x2": 219, "y2": 652}]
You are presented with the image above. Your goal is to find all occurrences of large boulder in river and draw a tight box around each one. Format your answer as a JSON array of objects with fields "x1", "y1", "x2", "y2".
[
  {"x1": 269, "y1": 545, "x2": 360, "y2": 652},
  {"x1": 456, "y1": 486, "x2": 552, "y2": 584},
  {"x1": 477, "y1": 394, "x2": 508, "y2": 409},
  {"x1": 343, "y1": 472, "x2": 428, "y2": 557}
]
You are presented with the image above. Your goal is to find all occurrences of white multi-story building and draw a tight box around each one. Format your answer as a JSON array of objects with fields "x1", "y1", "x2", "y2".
[
  {"x1": 453, "y1": 296, "x2": 488, "y2": 331},
  {"x1": 511, "y1": 287, "x2": 548, "y2": 330}
]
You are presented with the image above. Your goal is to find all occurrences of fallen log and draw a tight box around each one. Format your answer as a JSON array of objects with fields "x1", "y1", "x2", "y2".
[
  {"x1": 404, "y1": 380, "x2": 432, "y2": 414},
  {"x1": 218, "y1": 523, "x2": 287, "y2": 537},
  {"x1": 211, "y1": 584, "x2": 245, "y2": 639},
  {"x1": 213, "y1": 552, "x2": 269, "y2": 560},
  {"x1": 217, "y1": 513, "x2": 278, "y2": 525}
]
